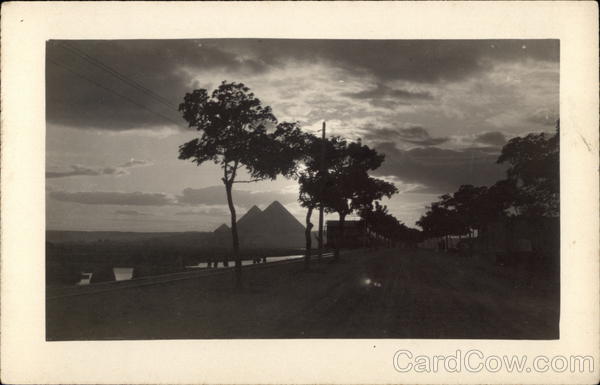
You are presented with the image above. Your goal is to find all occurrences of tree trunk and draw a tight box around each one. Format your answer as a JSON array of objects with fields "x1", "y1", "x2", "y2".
[
  {"x1": 318, "y1": 205, "x2": 324, "y2": 261},
  {"x1": 469, "y1": 228, "x2": 474, "y2": 257},
  {"x1": 334, "y1": 213, "x2": 346, "y2": 261},
  {"x1": 225, "y1": 181, "x2": 242, "y2": 290},
  {"x1": 304, "y1": 207, "x2": 314, "y2": 271}
]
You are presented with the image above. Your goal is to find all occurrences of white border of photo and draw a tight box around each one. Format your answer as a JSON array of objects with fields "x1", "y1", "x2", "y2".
[{"x1": 1, "y1": 1, "x2": 598, "y2": 384}]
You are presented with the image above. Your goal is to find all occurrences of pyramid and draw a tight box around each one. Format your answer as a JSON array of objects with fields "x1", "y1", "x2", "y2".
[
  {"x1": 212, "y1": 201, "x2": 305, "y2": 249},
  {"x1": 236, "y1": 205, "x2": 262, "y2": 231},
  {"x1": 214, "y1": 223, "x2": 230, "y2": 234},
  {"x1": 210, "y1": 223, "x2": 231, "y2": 248},
  {"x1": 260, "y1": 201, "x2": 305, "y2": 234}
]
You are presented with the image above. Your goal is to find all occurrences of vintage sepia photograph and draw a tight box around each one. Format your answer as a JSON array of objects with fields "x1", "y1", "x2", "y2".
[
  {"x1": 2, "y1": 2, "x2": 599, "y2": 384},
  {"x1": 45, "y1": 39, "x2": 561, "y2": 341}
]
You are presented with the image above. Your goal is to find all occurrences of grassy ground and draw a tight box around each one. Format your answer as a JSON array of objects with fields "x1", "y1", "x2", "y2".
[{"x1": 46, "y1": 248, "x2": 559, "y2": 340}]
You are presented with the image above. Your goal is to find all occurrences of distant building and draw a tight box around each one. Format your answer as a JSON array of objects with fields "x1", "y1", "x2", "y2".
[{"x1": 326, "y1": 220, "x2": 368, "y2": 248}]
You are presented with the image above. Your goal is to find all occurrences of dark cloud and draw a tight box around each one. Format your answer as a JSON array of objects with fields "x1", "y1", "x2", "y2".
[
  {"x1": 362, "y1": 125, "x2": 449, "y2": 146},
  {"x1": 115, "y1": 210, "x2": 152, "y2": 216},
  {"x1": 176, "y1": 186, "x2": 296, "y2": 208},
  {"x1": 46, "y1": 40, "x2": 269, "y2": 131},
  {"x1": 50, "y1": 191, "x2": 173, "y2": 206},
  {"x1": 372, "y1": 142, "x2": 507, "y2": 193},
  {"x1": 47, "y1": 159, "x2": 151, "y2": 179},
  {"x1": 46, "y1": 165, "x2": 127, "y2": 178},
  {"x1": 102, "y1": 167, "x2": 122, "y2": 175},
  {"x1": 398, "y1": 127, "x2": 450, "y2": 146},
  {"x1": 234, "y1": 39, "x2": 559, "y2": 83},
  {"x1": 47, "y1": 39, "x2": 559, "y2": 131},
  {"x1": 474, "y1": 131, "x2": 507, "y2": 146},
  {"x1": 47, "y1": 165, "x2": 102, "y2": 178},
  {"x1": 345, "y1": 83, "x2": 433, "y2": 105},
  {"x1": 119, "y1": 159, "x2": 152, "y2": 168}
]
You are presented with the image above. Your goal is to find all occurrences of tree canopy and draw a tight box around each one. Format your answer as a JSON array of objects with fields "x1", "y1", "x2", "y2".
[
  {"x1": 417, "y1": 121, "x2": 560, "y2": 242},
  {"x1": 320, "y1": 139, "x2": 398, "y2": 220},
  {"x1": 359, "y1": 201, "x2": 421, "y2": 247},
  {"x1": 178, "y1": 82, "x2": 305, "y2": 184},
  {"x1": 497, "y1": 122, "x2": 559, "y2": 217},
  {"x1": 178, "y1": 81, "x2": 306, "y2": 288}
]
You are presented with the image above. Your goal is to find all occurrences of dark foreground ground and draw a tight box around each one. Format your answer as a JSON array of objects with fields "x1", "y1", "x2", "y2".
[{"x1": 46, "y1": 248, "x2": 559, "y2": 340}]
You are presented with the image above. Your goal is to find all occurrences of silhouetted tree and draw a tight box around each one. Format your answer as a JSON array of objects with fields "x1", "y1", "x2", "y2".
[
  {"x1": 360, "y1": 202, "x2": 394, "y2": 246},
  {"x1": 178, "y1": 81, "x2": 305, "y2": 289},
  {"x1": 298, "y1": 172, "x2": 322, "y2": 269},
  {"x1": 319, "y1": 139, "x2": 398, "y2": 260},
  {"x1": 418, "y1": 120, "x2": 559, "y2": 253},
  {"x1": 359, "y1": 201, "x2": 422, "y2": 247},
  {"x1": 404, "y1": 227, "x2": 424, "y2": 248},
  {"x1": 483, "y1": 179, "x2": 521, "y2": 218},
  {"x1": 297, "y1": 136, "x2": 347, "y2": 267},
  {"x1": 440, "y1": 185, "x2": 490, "y2": 238},
  {"x1": 296, "y1": 133, "x2": 328, "y2": 270},
  {"x1": 497, "y1": 121, "x2": 559, "y2": 217},
  {"x1": 417, "y1": 202, "x2": 461, "y2": 248}
]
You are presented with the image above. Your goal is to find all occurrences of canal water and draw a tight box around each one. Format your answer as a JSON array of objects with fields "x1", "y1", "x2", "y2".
[
  {"x1": 76, "y1": 254, "x2": 304, "y2": 286},
  {"x1": 185, "y1": 254, "x2": 304, "y2": 269}
]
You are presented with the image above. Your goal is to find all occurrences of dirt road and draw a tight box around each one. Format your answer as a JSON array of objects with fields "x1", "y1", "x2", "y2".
[{"x1": 46, "y1": 248, "x2": 559, "y2": 340}]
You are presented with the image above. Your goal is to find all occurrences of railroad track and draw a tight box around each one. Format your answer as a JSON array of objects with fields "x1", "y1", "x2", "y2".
[{"x1": 47, "y1": 252, "x2": 335, "y2": 300}]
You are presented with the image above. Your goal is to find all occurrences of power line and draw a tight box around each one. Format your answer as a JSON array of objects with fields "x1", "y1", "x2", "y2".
[
  {"x1": 48, "y1": 57, "x2": 184, "y2": 128},
  {"x1": 56, "y1": 41, "x2": 180, "y2": 111},
  {"x1": 58, "y1": 41, "x2": 179, "y2": 110},
  {"x1": 53, "y1": 42, "x2": 330, "y2": 135},
  {"x1": 51, "y1": 43, "x2": 332, "y2": 134}
]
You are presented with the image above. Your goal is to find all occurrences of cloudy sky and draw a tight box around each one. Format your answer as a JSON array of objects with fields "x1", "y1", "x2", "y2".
[{"x1": 46, "y1": 39, "x2": 559, "y2": 232}]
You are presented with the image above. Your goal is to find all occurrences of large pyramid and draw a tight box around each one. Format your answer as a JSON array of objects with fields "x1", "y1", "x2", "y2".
[
  {"x1": 260, "y1": 201, "x2": 305, "y2": 234},
  {"x1": 236, "y1": 205, "x2": 263, "y2": 230},
  {"x1": 213, "y1": 201, "x2": 305, "y2": 249}
]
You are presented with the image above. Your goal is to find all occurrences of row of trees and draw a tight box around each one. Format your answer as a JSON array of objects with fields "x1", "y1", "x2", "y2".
[
  {"x1": 359, "y1": 202, "x2": 423, "y2": 248},
  {"x1": 417, "y1": 121, "x2": 559, "y2": 247},
  {"x1": 297, "y1": 135, "x2": 398, "y2": 264},
  {"x1": 178, "y1": 81, "x2": 409, "y2": 289}
]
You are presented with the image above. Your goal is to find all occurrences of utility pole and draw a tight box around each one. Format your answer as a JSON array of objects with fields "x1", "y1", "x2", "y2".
[{"x1": 318, "y1": 121, "x2": 326, "y2": 260}]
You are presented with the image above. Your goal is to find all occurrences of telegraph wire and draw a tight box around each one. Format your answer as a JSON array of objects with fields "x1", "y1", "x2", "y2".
[
  {"x1": 48, "y1": 57, "x2": 184, "y2": 127},
  {"x1": 50, "y1": 45, "x2": 330, "y2": 134},
  {"x1": 57, "y1": 41, "x2": 180, "y2": 111}
]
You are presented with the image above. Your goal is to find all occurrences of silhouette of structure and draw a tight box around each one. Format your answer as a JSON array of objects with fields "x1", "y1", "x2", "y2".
[
  {"x1": 326, "y1": 220, "x2": 368, "y2": 248},
  {"x1": 212, "y1": 201, "x2": 305, "y2": 249}
]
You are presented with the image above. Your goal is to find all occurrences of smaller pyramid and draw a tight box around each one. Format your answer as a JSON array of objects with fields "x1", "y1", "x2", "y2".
[{"x1": 214, "y1": 223, "x2": 230, "y2": 234}]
